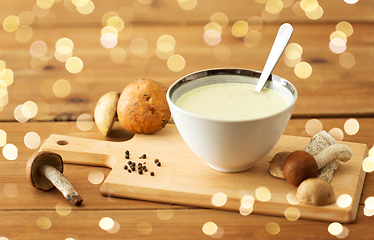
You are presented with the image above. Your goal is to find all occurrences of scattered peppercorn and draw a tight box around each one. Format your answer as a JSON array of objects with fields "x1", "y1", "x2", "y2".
[
  {"x1": 131, "y1": 166, "x2": 136, "y2": 171},
  {"x1": 127, "y1": 160, "x2": 132, "y2": 165},
  {"x1": 142, "y1": 165, "x2": 147, "y2": 170},
  {"x1": 125, "y1": 150, "x2": 130, "y2": 155},
  {"x1": 150, "y1": 171, "x2": 155, "y2": 176},
  {"x1": 128, "y1": 169, "x2": 132, "y2": 173},
  {"x1": 139, "y1": 154, "x2": 147, "y2": 159},
  {"x1": 138, "y1": 169, "x2": 143, "y2": 174},
  {"x1": 131, "y1": 162, "x2": 135, "y2": 167},
  {"x1": 124, "y1": 165, "x2": 128, "y2": 170},
  {"x1": 137, "y1": 163, "x2": 142, "y2": 167},
  {"x1": 125, "y1": 154, "x2": 130, "y2": 159},
  {"x1": 144, "y1": 168, "x2": 148, "y2": 172},
  {"x1": 156, "y1": 161, "x2": 161, "y2": 167},
  {"x1": 154, "y1": 158, "x2": 159, "y2": 163}
]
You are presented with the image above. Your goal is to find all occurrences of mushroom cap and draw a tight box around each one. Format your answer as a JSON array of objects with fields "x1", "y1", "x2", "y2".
[
  {"x1": 283, "y1": 150, "x2": 318, "y2": 186},
  {"x1": 26, "y1": 151, "x2": 64, "y2": 191},
  {"x1": 268, "y1": 151, "x2": 291, "y2": 179}
]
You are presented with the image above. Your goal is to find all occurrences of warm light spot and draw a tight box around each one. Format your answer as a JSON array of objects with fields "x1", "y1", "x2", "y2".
[
  {"x1": 167, "y1": 54, "x2": 186, "y2": 72},
  {"x1": 337, "y1": 194, "x2": 352, "y2": 208},
  {"x1": 0, "y1": 129, "x2": 6, "y2": 147},
  {"x1": 101, "y1": 26, "x2": 118, "y2": 38},
  {"x1": 137, "y1": 221, "x2": 153, "y2": 235},
  {"x1": 0, "y1": 61, "x2": 5, "y2": 71},
  {"x1": 266, "y1": 222, "x2": 280, "y2": 235},
  {"x1": 18, "y1": 11, "x2": 35, "y2": 26},
  {"x1": 37, "y1": 217, "x2": 52, "y2": 230},
  {"x1": 110, "y1": 47, "x2": 127, "y2": 63},
  {"x1": 265, "y1": 0, "x2": 284, "y2": 14},
  {"x1": 0, "y1": 89, "x2": 8, "y2": 108},
  {"x1": 344, "y1": 0, "x2": 359, "y2": 3},
  {"x1": 344, "y1": 118, "x2": 359, "y2": 135},
  {"x1": 261, "y1": 8, "x2": 279, "y2": 22},
  {"x1": 157, "y1": 35, "x2": 176, "y2": 48},
  {"x1": 55, "y1": 202, "x2": 72, "y2": 216},
  {"x1": 244, "y1": 31, "x2": 262, "y2": 48},
  {"x1": 294, "y1": 61, "x2": 312, "y2": 79},
  {"x1": 130, "y1": 37, "x2": 148, "y2": 55},
  {"x1": 202, "y1": 222, "x2": 218, "y2": 236},
  {"x1": 53, "y1": 79, "x2": 71, "y2": 98},
  {"x1": 328, "y1": 222, "x2": 343, "y2": 236},
  {"x1": 339, "y1": 52, "x2": 355, "y2": 69},
  {"x1": 24, "y1": 132, "x2": 41, "y2": 149},
  {"x1": 213, "y1": 44, "x2": 231, "y2": 62},
  {"x1": 211, "y1": 192, "x2": 227, "y2": 207},
  {"x1": 285, "y1": 42, "x2": 303, "y2": 55},
  {"x1": 292, "y1": 1, "x2": 305, "y2": 17},
  {"x1": 33, "y1": 3, "x2": 51, "y2": 17},
  {"x1": 99, "y1": 217, "x2": 114, "y2": 231},
  {"x1": 3, "y1": 15, "x2": 20, "y2": 32},
  {"x1": 100, "y1": 32, "x2": 118, "y2": 49},
  {"x1": 210, "y1": 12, "x2": 228, "y2": 29},
  {"x1": 178, "y1": 0, "x2": 198, "y2": 10},
  {"x1": 362, "y1": 157, "x2": 374, "y2": 173},
  {"x1": 55, "y1": 46, "x2": 73, "y2": 62},
  {"x1": 336, "y1": 226, "x2": 350, "y2": 239},
  {"x1": 286, "y1": 191, "x2": 300, "y2": 205},
  {"x1": 88, "y1": 170, "x2": 104, "y2": 185},
  {"x1": 37, "y1": 0, "x2": 55, "y2": 9},
  {"x1": 300, "y1": 0, "x2": 318, "y2": 10},
  {"x1": 56, "y1": 38, "x2": 74, "y2": 50},
  {"x1": 305, "y1": 119, "x2": 323, "y2": 136},
  {"x1": 107, "y1": 221, "x2": 121, "y2": 234},
  {"x1": 107, "y1": 16, "x2": 124, "y2": 32},
  {"x1": 0, "y1": 69, "x2": 14, "y2": 86},
  {"x1": 232, "y1": 20, "x2": 248, "y2": 38},
  {"x1": 23, "y1": 101, "x2": 38, "y2": 118},
  {"x1": 329, "y1": 128, "x2": 344, "y2": 141},
  {"x1": 76, "y1": 113, "x2": 94, "y2": 131},
  {"x1": 239, "y1": 202, "x2": 254, "y2": 216},
  {"x1": 156, "y1": 43, "x2": 174, "y2": 60},
  {"x1": 4, "y1": 183, "x2": 18, "y2": 198},
  {"x1": 66, "y1": 56, "x2": 83, "y2": 74},
  {"x1": 3, "y1": 143, "x2": 18, "y2": 161},
  {"x1": 14, "y1": 104, "x2": 30, "y2": 123},
  {"x1": 247, "y1": 16, "x2": 263, "y2": 31},
  {"x1": 305, "y1": 4, "x2": 323, "y2": 20},
  {"x1": 329, "y1": 38, "x2": 347, "y2": 54},
  {"x1": 364, "y1": 196, "x2": 374, "y2": 210},
  {"x1": 156, "y1": 209, "x2": 174, "y2": 220},
  {"x1": 101, "y1": 11, "x2": 118, "y2": 27},
  {"x1": 76, "y1": 0, "x2": 95, "y2": 15},
  {"x1": 284, "y1": 50, "x2": 301, "y2": 67},
  {"x1": 30, "y1": 40, "x2": 48, "y2": 58},
  {"x1": 330, "y1": 31, "x2": 347, "y2": 43},
  {"x1": 15, "y1": 26, "x2": 33, "y2": 43},
  {"x1": 336, "y1": 21, "x2": 353, "y2": 37},
  {"x1": 284, "y1": 207, "x2": 301, "y2": 221},
  {"x1": 255, "y1": 187, "x2": 271, "y2": 202},
  {"x1": 204, "y1": 29, "x2": 221, "y2": 46}
]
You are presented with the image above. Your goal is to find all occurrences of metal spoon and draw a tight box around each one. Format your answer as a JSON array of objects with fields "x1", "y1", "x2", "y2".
[{"x1": 254, "y1": 23, "x2": 293, "y2": 92}]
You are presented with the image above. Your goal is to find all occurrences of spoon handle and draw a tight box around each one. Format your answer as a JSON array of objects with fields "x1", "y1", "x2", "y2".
[{"x1": 254, "y1": 23, "x2": 293, "y2": 92}]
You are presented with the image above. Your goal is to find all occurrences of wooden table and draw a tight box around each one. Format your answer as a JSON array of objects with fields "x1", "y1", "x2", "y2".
[{"x1": 1, "y1": 1, "x2": 374, "y2": 239}]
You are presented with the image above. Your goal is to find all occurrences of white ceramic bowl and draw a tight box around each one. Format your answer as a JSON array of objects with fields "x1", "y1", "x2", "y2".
[{"x1": 167, "y1": 68, "x2": 298, "y2": 172}]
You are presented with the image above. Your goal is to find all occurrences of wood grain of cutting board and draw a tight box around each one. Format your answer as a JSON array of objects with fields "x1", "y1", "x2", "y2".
[{"x1": 39, "y1": 124, "x2": 367, "y2": 223}]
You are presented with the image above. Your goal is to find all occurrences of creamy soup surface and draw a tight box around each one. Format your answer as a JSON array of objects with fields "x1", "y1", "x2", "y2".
[{"x1": 176, "y1": 82, "x2": 289, "y2": 120}]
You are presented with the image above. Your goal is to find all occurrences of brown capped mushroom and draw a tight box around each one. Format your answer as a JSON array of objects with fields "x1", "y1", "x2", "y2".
[
  {"x1": 94, "y1": 91, "x2": 120, "y2": 136},
  {"x1": 297, "y1": 178, "x2": 335, "y2": 206},
  {"x1": 26, "y1": 151, "x2": 83, "y2": 206}
]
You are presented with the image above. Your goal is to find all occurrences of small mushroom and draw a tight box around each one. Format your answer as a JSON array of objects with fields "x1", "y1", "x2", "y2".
[
  {"x1": 297, "y1": 178, "x2": 335, "y2": 206},
  {"x1": 94, "y1": 91, "x2": 120, "y2": 136},
  {"x1": 26, "y1": 151, "x2": 83, "y2": 206},
  {"x1": 283, "y1": 144, "x2": 353, "y2": 186},
  {"x1": 268, "y1": 151, "x2": 290, "y2": 179}
]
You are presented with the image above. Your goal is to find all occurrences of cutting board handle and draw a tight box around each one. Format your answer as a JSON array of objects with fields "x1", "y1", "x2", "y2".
[{"x1": 39, "y1": 134, "x2": 120, "y2": 169}]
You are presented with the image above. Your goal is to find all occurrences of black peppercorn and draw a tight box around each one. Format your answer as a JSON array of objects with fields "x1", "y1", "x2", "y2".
[
  {"x1": 125, "y1": 150, "x2": 130, "y2": 155},
  {"x1": 156, "y1": 161, "x2": 161, "y2": 167},
  {"x1": 138, "y1": 169, "x2": 143, "y2": 174},
  {"x1": 131, "y1": 166, "x2": 136, "y2": 171},
  {"x1": 139, "y1": 154, "x2": 147, "y2": 159},
  {"x1": 128, "y1": 169, "x2": 132, "y2": 173},
  {"x1": 150, "y1": 171, "x2": 155, "y2": 176},
  {"x1": 125, "y1": 154, "x2": 130, "y2": 159},
  {"x1": 154, "y1": 158, "x2": 159, "y2": 163},
  {"x1": 127, "y1": 160, "x2": 132, "y2": 165},
  {"x1": 124, "y1": 165, "x2": 128, "y2": 170}
]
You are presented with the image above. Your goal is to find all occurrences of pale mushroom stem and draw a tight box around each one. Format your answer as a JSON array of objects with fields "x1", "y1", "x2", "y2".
[{"x1": 38, "y1": 164, "x2": 83, "y2": 206}]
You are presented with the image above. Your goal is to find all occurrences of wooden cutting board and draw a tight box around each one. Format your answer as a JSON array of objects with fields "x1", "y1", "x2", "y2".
[{"x1": 39, "y1": 124, "x2": 367, "y2": 223}]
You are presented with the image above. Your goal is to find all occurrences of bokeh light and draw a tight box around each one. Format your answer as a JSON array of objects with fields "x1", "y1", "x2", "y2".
[
  {"x1": 339, "y1": 52, "x2": 355, "y2": 69},
  {"x1": 76, "y1": 0, "x2": 95, "y2": 15},
  {"x1": 156, "y1": 209, "x2": 174, "y2": 220},
  {"x1": 255, "y1": 187, "x2": 271, "y2": 202},
  {"x1": 100, "y1": 33, "x2": 118, "y2": 49},
  {"x1": 329, "y1": 128, "x2": 344, "y2": 141},
  {"x1": 364, "y1": 196, "x2": 374, "y2": 216},
  {"x1": 23, "y1": 101, "x2": 38, "y2": 118},
  {"x1": 66, "y1": 56, "x2": 84, "y2": 74},
  {"x1": 362, "y1": 157, "x2": 374, "y2": 173},
  {"x1": 156, "y1": 43, "x2": 174, "y2": 60},
  {"x1": 130, "y1": 37, "x2": 148, "y2": 55},
  {"x1": 210, "y1": 12, "x2": 228, "y2": 29},
  {"x1": 286, "y1": 191, "x2": 300, "y2": 205},
  {"x1": 284, "y1": 207, "x2": 300, "y2": 221},
  {"x1": 265, "y1": 0, "x2": 284, "y2": 14},
  {"x1": 99, "y1": 217, "x2": 114, "y2": 231},
  {"x1": 14, "y1": 104, "x2": 30, "y2": 123},
  {"x1": 24, "y1": 132, "x2": 41, "y2": 149},
  {"x1": 344, "y1": 0, "x2": 359, "y2": 3},
  {"x1": 211, "y1": 192, "x2": 227, "y2": 207},
  {"x1": 2, "y1": 143, "x2": 18, "y2": 160},
  {"x1": 137, "y1": 221, "x2": 153, "y2": 235},
  {"x1": 265, "y1": 222, "x2": 281, "y2": 235},
  {"x1": 336, "y1": 194, "x2": 352, "y2": 208},
  {"x1": 37, "y1": 217, "x2": 52, "y2": 230},
  {"x1": 247, "y1": 16, "x2": 263, "y2": 31},
  {"x1": 88, "y1": 170, "x2": 104, "y2": 184},
  {"x1": 53, "y1": 79, "x2": 71, "y2": 98},
  {"x1": 110, "y1": 47, "x2": 127, "y2": 63},
  {"x1": 15, "y1": 26, "x2": 33, "y2": 43},
  {"x1": 167, "y1": 54, "x2": 185, "y2": 72},
  {"x1": 244, "y1": 31, "x2": 262, "y2": 48},
  {"x1": 305, "y1": 119, "x2": 323, "y2": 136},
  {"x1": 232, "y1": 20, "x2": 248, "y2": 38},
  {"x1": 305, "y1": 4, "x2": 323, "y2": 20},
  {"x1": 294, "y1": 61, "x2": 312, "y2": 79},
  {"x1": 18, "y1": 10, "x2": 35, "y2": 26},
  {"x1": 0, "y1": 129, "x2": 6, "y2": 147},
  {"x1": 0, "y1": 69, "x2": 14, "y2": 86},
  {"x1": 213, "y1": 44, "x2": 231, "y2": 61},
  {"x1": 4, "y1": 183, "x2": 19, "y2": 198},
  {"x1": 3, "y1": 15, "x2": 20, "y2": 32},
  {"x1": 329, "y1": 38, "x2": 347, "y2": 54},
  {"x1": 336, "y1": 226, "x2": 350, "y2": 239},
  {"x1": 55, "y1": 202, "x2": 72, "y2": 216},
  {"x1": 328, "y1": 222, "x2": 343, "y2": 236},
  {"x1": 330, "y1": 31, "x2": 347, "y2": 43},
  {"x1": 336, "y1": 21, "x2": 353, "y2": 37},
  {"x1": 30, "y1": 40, "x2": 48, "y2": 58},
  {"x1": 344, "y1": 118, "x2": 359, "y2": 135},
  {"x1": 202, "y1": 222, "x2": 218, "y2": 236},
  {"x1": 178, "y1": 0, "x2": 198, "y2": 10},
  {"x1": 204, "y1": 29, "x2": 221, "y2": 46},
  {"x1": 76, "y1": 113, "x2": 94, "y2": 131}
]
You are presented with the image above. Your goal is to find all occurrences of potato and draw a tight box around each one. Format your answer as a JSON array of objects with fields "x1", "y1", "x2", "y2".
[{"x1": 117, "y1": 78, "x2": 171, "y2": 134}]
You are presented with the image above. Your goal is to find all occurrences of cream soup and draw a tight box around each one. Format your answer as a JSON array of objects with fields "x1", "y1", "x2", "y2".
[{"x1": 176, "y1": 82, "x2": 289, "y2": 120}]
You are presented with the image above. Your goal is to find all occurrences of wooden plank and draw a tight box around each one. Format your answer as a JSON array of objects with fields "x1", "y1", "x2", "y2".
[
  {"x1": 1, "y1": 0, "x2": 374, "y2": 25},
  {"x1": 1, "y1": 23, "x2": 374, "y2": 121}
]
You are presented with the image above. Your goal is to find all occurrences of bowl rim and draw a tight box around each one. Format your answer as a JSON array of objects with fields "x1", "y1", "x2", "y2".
[{"x1": 166, "y1": 68, "x2": 298, "y2": 123}]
